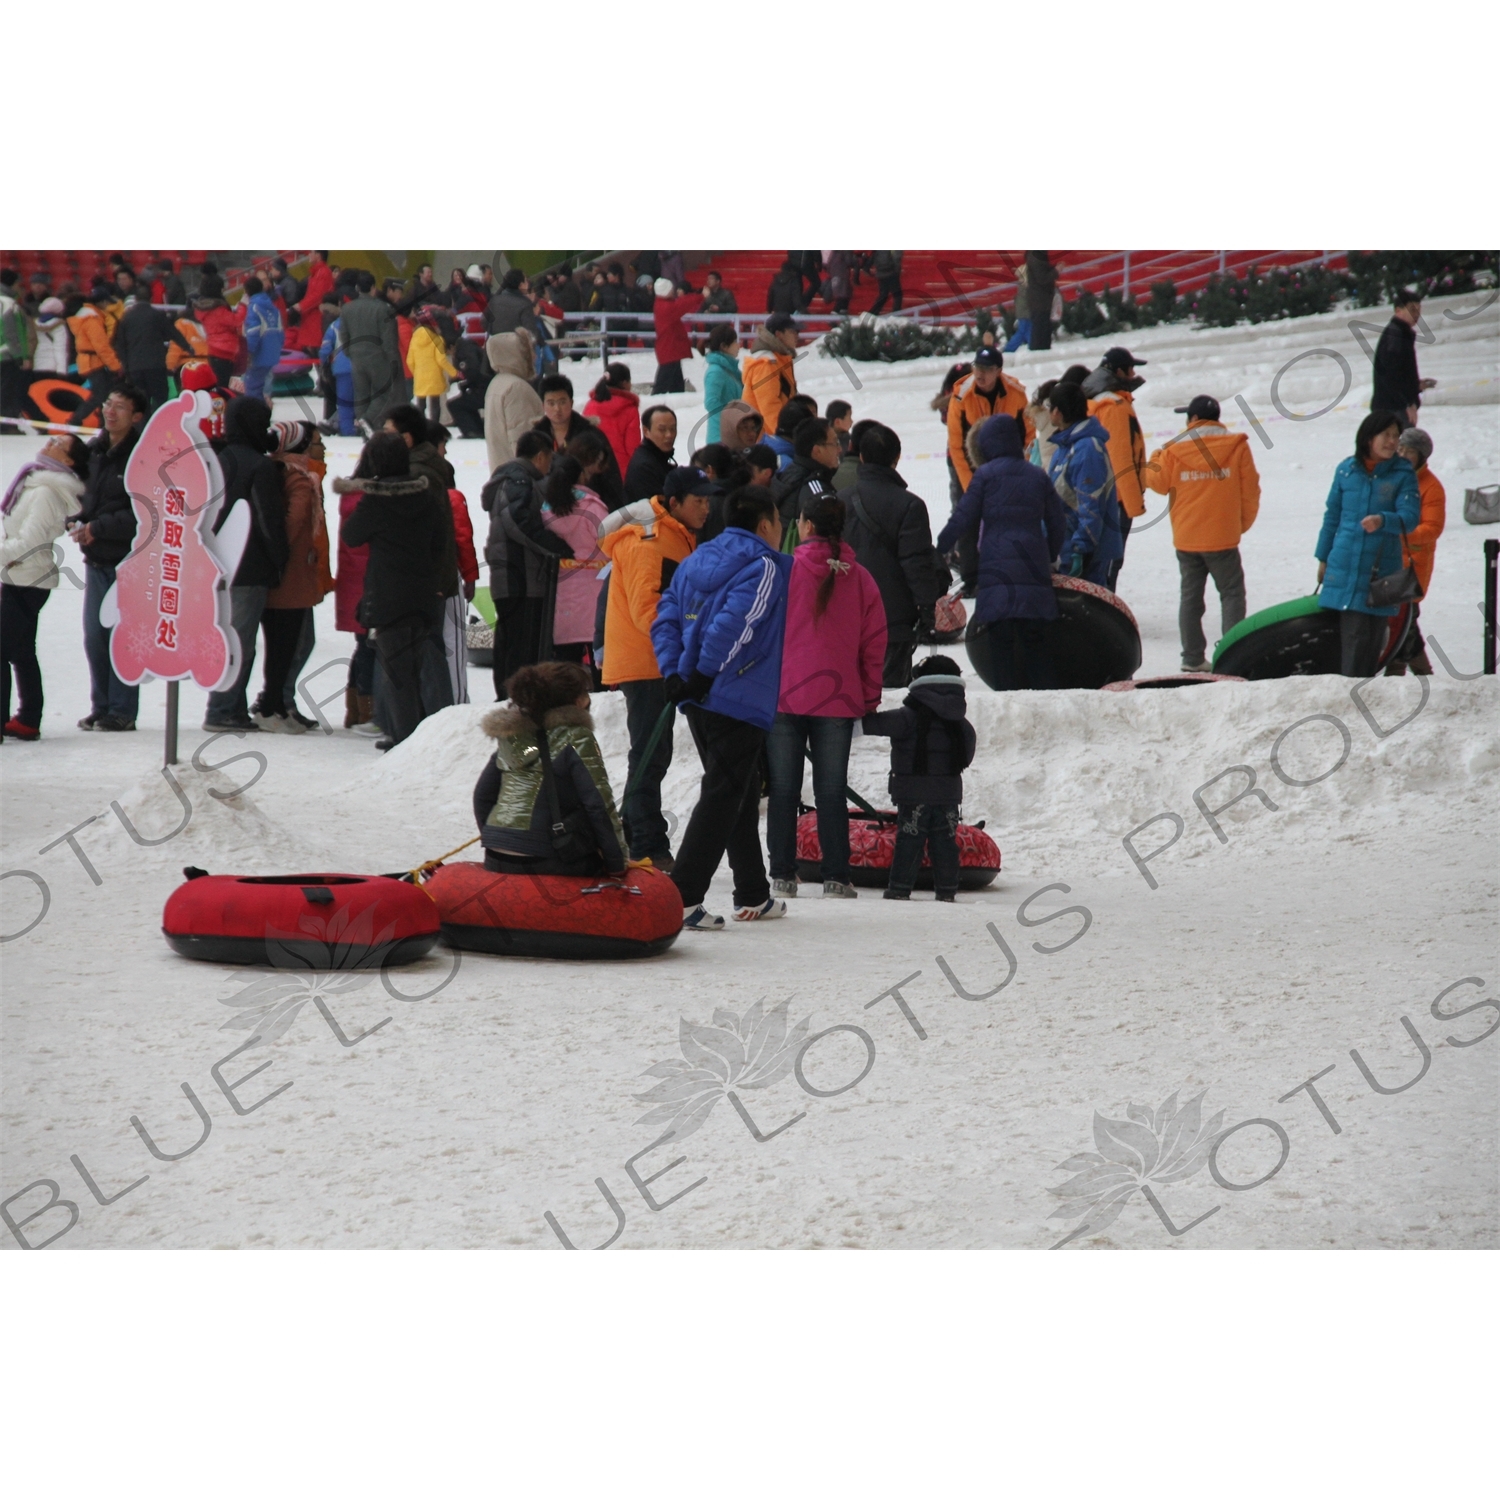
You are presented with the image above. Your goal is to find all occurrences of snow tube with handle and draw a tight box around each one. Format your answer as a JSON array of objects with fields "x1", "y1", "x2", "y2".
[
  {"x1": 423, "y1": 861, "x2": 682, "y2": 959},
  {"x1": 163, "y1": 870, "x2": 440, "y2": 966},
  {"x1": 27, "y1": 377, "x2": 100, "y2": 429},
  {"x1": 1211, "y1": 596, "x2": 1410, "y2": 679},
  {"x1": 966, "y1": 576, "x2": 1141, "y2": 691},
  {"x1": 1100, "y1": 672, "x2": 1246, "y2": 691},
  {"x1": 794, "y1": 808, "x2": 1001, "y2": 890}
]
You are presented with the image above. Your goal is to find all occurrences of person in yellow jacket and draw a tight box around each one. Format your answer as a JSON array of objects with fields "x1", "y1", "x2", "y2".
[
  {"x1": 1144, "y1": 395, "x2": 1261, "y2": 670},
  {"x1": 742, "y1": 313, "x2": 799, "y2": 437},
  {"x1": 407, "y1": 310, "x2": 458, "y2": 421},
  {"x1": 597, "y1": 469, "x2": 712, "y2": 867},
  {"x1": 167, "y1": 313, "x2": 208, "y2": 375},
  {"x1": 1383, "y1": 425, "x2": 1445, "y2": 676},
  {"x1": 1082, "y1": 346, "x2": 1149, "y2": 587},
  {"x1": 945, "y1": 347, "x2": 1032, "y2": 592}
]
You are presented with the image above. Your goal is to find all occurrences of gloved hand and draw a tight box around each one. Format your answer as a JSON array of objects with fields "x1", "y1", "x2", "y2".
[
  {"x1": 663, "y1": 674, "x2": 687, "y2": 702},
  {"x1": 683, "y1": 670, "x2": 715, "y2": 702}
]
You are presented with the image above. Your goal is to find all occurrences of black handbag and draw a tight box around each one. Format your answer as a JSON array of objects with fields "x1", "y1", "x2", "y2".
[
  {"x1": 1366, "y1": 511, "x2": 1424, "y2": 609},
  {"x1": 534, "y1": 724, "x2": 597, "y2": 865}
]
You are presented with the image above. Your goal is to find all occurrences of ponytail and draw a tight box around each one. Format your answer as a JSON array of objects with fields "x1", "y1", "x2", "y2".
[
  {"x1": 804, "y1": 493, "x2": 848, "y2": 619},
  {"x1": 590, "y1": 362, "x2": 632, "y2": 404},
  {"x1": 543, "y1": 453, "x2": 583, "y2": 516}
]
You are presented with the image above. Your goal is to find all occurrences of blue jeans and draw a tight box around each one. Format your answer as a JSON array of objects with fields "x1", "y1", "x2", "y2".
[
  {"x1": 83, "y1": 562, "x2": 139, "y2": 720},
  {"x1": 889, "y1": 803, "x2": 960, "y2": 896},
  {"x1": 766, "y1": 713, "x2": 854, "y2": 882},
  {"x1": 205, "y1": 584, "x2": 268, "y2": 722},
  {"x1": 1003, "y1": 318, "x2": 1032, "y2": 353}
]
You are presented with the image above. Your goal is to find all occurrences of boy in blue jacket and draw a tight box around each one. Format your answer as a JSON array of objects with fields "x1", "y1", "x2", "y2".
[
  {"x1": 652, "y1": 485, "x2": 792, "y2": 929},
  {"x1": 242, "y1": 276, "x2": 285, "y2": 403}
]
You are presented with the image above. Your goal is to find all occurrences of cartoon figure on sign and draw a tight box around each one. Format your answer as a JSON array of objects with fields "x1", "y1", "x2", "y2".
[{"x1": 103, "y1": 391, "x2": 248, "y2": 690}]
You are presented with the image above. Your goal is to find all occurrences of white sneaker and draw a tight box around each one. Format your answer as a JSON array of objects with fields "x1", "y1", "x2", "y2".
[
  {"x1": 733, "y1": 897, "x2": 787, "y2": 922},
  {"x1": 1181, "y1": 660, "x2": 1211, "y2": 673},
  {"x1": 683, "y1": 904, "x2": 725, "y2": 932},
  {"x1": 771, "y1": 877, "x2": 799, "y2": 899},
  {"x1": 251, "y1": 710, "x2": 303, "y2": 734},
  {"x1": 822, "y1": 880, "x2": 858, "y2": 898},
  {"x1": 351, "y1": 721, "x2": 385, "y2": 737}
]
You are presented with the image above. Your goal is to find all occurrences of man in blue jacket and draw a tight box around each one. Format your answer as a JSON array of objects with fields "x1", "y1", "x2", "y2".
[{"x1": 652, "y1": 485, "x2": 792, "y2": 929}]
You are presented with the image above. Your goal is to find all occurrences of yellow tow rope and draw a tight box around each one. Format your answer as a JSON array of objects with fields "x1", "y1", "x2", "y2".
[{"x1": 406, "y1": 835, "x2": 480, "y2": 885}]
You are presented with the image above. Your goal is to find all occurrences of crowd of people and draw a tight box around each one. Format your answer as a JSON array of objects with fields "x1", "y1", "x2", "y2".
[{"x1": 0, "y1": 257, "x2": 1450, "y2": 928}]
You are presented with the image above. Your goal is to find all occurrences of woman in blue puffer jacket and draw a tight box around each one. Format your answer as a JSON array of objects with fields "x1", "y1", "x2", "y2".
[{"x1": 1315, "y1": 411, "x2": 1421, "y2": 676}]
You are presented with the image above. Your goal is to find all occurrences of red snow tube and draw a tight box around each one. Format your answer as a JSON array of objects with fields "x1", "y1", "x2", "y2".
[
  {"x1": 1100, "y1": 672, "x2": 1247, "y2": 691},
  {"x1": 794, "y1": 809, "x2": 1001, "y2": 890},
  {"x1": 423, "y1": 861, "x2": 683, "y2": 959},
  {"x1": 162, "y1": 870, "x2": 440, "y2": 966},
  {"x1": 966, "y1": 576, "x2": 1142, "y2": 690},
  {"x1": 28, "y1": 377, "x2": 100, "y2": 429}
]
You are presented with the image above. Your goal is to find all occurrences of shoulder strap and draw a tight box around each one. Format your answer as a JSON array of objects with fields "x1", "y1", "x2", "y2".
[
  {"x1": 534, "y1": 725, "x2": 569, "y2": 840},
  {"x1": 851, "y1": 490, "x2": 897, "y2": 552}
]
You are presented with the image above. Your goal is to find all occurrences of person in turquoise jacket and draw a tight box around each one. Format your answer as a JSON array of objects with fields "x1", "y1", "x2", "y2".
[
  {"x1": 703, "y1": 325, "x2": 743, "y2": 442},
  {"x1": 1315, "y1": 411, "x2": 1421, "y2": 677}
]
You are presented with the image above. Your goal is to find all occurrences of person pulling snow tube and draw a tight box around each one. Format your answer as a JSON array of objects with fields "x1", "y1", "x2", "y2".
[
  {"x1": 421, "y1": 861, "x2": 682, "y2": 959},
  {"x1": 26, "y1": 377, "x2": 100, "y2": 429},
  {"x1": 966, "y1": 576, "x2": 1141, "y2": 691},
  {"x1": 795, "y1": 808, "x2": 1000, "y2": 890},
  {"x1": 1100, "y1": 672, "x2": 1246, "y2": 691},
  {"x1": 162, "y1": 869, "x2": 441, "y2": 966},
  {"x1": 1211, "y1": 596, "x2": 1411, "y2": 679}
]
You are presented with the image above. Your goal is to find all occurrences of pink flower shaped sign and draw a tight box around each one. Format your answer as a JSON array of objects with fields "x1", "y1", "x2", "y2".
[{"x1": 104, "y1": 392, "x2": 248, "y2": 691}]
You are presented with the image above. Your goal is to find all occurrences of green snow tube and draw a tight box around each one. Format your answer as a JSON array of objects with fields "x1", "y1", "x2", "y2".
[
  {"x1": 1212, "y1": 595, "x2": 1409, "y2": 679},
  {"x1": 466, "y1": 585, "x2": 497, "y2": 669}
]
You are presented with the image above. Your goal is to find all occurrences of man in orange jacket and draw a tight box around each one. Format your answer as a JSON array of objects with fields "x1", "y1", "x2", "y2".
[
  {"x1": 598, "y1": 468, "x2": 712, "y2": 867},
  {"x1": 67, "y1": 286, "x2": 124, "y2": 426},
  {"x1": 945, "y1": 346, "x2": 1032, "y2": 591},
  {"x1": 742, "y1": 313, "x2": 799, "y2": 437},
  {"x1": 1144, "y1": 396, "x2": 1261, "y2": 670},
  {"x1": 1385, "y1": 425, "x2": 1444, "y2": 676},
  {"x1": 1083, "y1": 346, "x2": 1148, "y2": 588}
]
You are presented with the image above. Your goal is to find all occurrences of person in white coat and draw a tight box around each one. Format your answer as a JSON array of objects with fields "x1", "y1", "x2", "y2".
[
  {"x1": 30, "y1": 297, "x2": 72, "y2": 375},
  {"x1": 1, "y1": 434, "x2": 89, "y2": 738},
  {"x1": 483, "y1": 329, "x2": 545, "y2": 476}
]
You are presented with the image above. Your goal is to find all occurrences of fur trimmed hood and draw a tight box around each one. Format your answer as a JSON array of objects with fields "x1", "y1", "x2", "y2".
[
  {"x1": 482, "y1": 702, "x2": 594, "y2": 740},
  {"x1": 332, "y1": 474, "x2": 429, "y2": 497}
]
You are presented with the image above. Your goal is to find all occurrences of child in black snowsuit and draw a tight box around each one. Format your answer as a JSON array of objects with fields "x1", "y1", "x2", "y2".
[{"x1": 861, "y1": 655, "x2": 977, "y2": 901}]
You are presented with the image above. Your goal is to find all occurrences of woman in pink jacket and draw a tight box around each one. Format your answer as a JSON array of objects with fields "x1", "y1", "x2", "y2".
[
  {"x1": 767, "y1": 492, "x2": 887, "y2": 898},
  {"x1": 540, "y1": 442, "x2": 609, "y2": 665}
]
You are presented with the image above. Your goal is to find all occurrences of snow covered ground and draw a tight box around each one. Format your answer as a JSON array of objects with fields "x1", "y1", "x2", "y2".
[{"x1": 2, "y1": 291, "x2": 1497, "y2": 1251}]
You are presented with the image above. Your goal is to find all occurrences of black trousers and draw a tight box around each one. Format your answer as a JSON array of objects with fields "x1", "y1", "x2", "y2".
[
  {"x1": 490, "y1": 592, "x2": 552, "y2": 700},
  {"x1": 883, "y1": 638, "x2": 916, "y2": 689},
  {"x1": 448, "y1": 387, "x2": 486, "y2": 439},
  {"x1": 1108, "y1": 511, "x2": 1134, "y2": 591},
  {"x1": 128, "y1": 367, "x2": 170, "y2": 411},
  {"x1": 1339, "y1": 610, "x2": 1389, "y2": 677},
  {"x1": 1, "y1": 583, "x2": 49, "y2": 726},
  {"x1": 372, "y1": 611, "x2": 433, "y2": 743},
  {"x1": 889, "y1": 803, "x2": 960, "y2": 896},
  {"x1": 258, "y1": 607, "x2": 309, "y2": 714},
  {"x1": 982, "y1": 617, "x2": 1058, "y2": 690},
  {"x1": 652, "y1": 360, "x2": 685, "y2": 394},
  {"x1": 209, "y1": 356, "x2": 236, "y2": 386},
  {"x1": 671, "y1": 705, "x2": 769, "y2": 910},
  {"x1": 1029, "y1": 315, "x2": 1053, "y2": 351},
  {"x1": 870, "y1": 275, "x2": 903, "y2": 314},
  {"x1": 0, "y1": 359, "x2": 28, "y2": 420},
  {"x1": 620, "y1": 676, "x2": 675, "y2": 860},
  {"x1": 70, "y1": 368, "x2": 114, "y2": 427}
]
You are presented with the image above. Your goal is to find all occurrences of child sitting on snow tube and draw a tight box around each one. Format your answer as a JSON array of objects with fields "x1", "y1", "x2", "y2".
[{"x1": 474, "y1": 660, "x2": 628, "y2": 876}]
